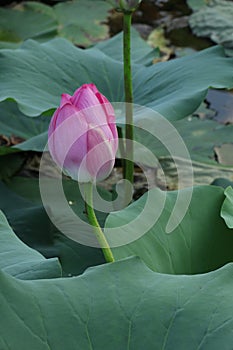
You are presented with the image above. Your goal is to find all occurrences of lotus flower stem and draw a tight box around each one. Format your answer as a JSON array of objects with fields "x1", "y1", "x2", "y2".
[
  {"x1": 84, "y1": 182, "x2": 115, "y2": 263},
  {"x1": 123, "y1": 12, "x2": 134, "y2": 184}
]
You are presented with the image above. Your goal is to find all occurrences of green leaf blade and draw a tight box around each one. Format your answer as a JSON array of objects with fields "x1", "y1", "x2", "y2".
[
  {"x1": 221, "y1": 186, "x2": 233, "y2": 228},
  {"x1": 0, "y1": 210, "x2": 61, "y2": 279},
  {"x1": 0, "y1": 39, "x2": 232, "y2": 120},
  {"x1": 106, "y1": 185, "x2": 233, "y2": 274},
  {"x1": 1, "y1": 257, "x2": 233, "y2": 349}
]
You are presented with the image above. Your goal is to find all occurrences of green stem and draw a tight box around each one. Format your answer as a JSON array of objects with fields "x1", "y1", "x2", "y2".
[
  {"x1": 84, "y1": 182, "x2": 114, "y2": 263},
  {"x1": 123, "y1": 12, "x2": 134, "y2": 183}
]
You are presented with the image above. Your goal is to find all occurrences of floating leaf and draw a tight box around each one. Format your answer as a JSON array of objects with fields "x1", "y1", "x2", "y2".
[
  {"x1": 187, "y1": 0, "x2": 210, "y2": 11},
  {"x1": 189, "y1": 0, "x2": 233, "y2": 56},
  {"x1": 0, "y1": 0, "x2": 112, "y2": 48},
  {"x1": 54, "y1": 0, "x2": 112, "y2": 47},
  {"x1": 0, "y1": 2, "x2": 57, "y2": 48}
]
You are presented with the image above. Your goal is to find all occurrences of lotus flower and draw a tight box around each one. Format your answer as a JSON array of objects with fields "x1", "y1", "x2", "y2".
[{"x1": 48, "y1": 84, "x2": 118, "y2": 182}]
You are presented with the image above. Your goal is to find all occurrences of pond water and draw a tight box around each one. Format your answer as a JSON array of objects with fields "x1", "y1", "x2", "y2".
[{"x1": 110, "y1": 0, "x2": 212, "y2": 50}]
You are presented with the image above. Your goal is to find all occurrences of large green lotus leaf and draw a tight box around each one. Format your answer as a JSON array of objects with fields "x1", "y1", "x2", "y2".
[
  {"x1": 0, "y1": 210, "x2": 61, "y2": 279},
  {"x1": 0, "y1": 38, "x2": 232, "y2": 119},
  {"x1": 0, "y1": 100, "x2": 50, "y2": 155},
  {"x1": 6, "y1": 176, "x2": 111, "y2": 228},
  {"x1": 0, "y1": 100, "x2": 50, "y2": 153},
  {"x1": 220, "y1": 186, "x2": 233, "y2": 228},
  {"x1": 189, "y1": 0, "x2": 233, "y2": 56},
  {"x1": 94, "y1": 28, "x2": 160, "y2": 65},
  {"x1": 15, "y1": 131, "x2": 48, "y2": 152},
  {"x1": 105, "y1": 185, "x2": 233, "y2": 274},
  {"x1": 0, "y1": 1, "x2": 112, "y2": 48},
  {"x1": 0, "y1": 100, "x2": 50, "y2": 139},
  {"x1": 6, "y1": 176, "x2": 47, "y2": 203},
  {"x1": 0, "y1": 28, "x2": 159, "y2": 152},
  {"x1": 0, "y1": 178, "x2": 105, "y2": 276},
  {"x1": 1, "y1": 256, "x2": 233, "y2": 349}
]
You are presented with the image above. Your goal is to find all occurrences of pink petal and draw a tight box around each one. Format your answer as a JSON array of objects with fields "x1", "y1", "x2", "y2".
[
  {"x1": 60, "y1": 93, "x2": 72, "y2": 107},
  {"x1": 80, "y1": 104, "x2": 109, "y2": 127},
  {"x1": 108, "y1": 123, "x2": 118, "y2": 154},
  {"x1": 86, "y1": 125, "x2": 116, "y2": 181},
  {"x1": 71, "y1": 84, "x2": 100, "y2": 109},
  {"x1": 48, "y1": 105, "x2": 89, "y2": 180},
  {"x1": 94, "y1": 91, "x2": 118, "y2": 147}
]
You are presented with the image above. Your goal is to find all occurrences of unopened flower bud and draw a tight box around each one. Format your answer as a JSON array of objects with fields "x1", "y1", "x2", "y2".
[{"x1": 48, "y1": 84, "x2": 118, "y2": 183}]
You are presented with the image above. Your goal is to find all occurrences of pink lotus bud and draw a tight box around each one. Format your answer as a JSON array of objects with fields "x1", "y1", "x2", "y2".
[{"x1": 48, "y1": 84, "x2": 118, "y2": 183}]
